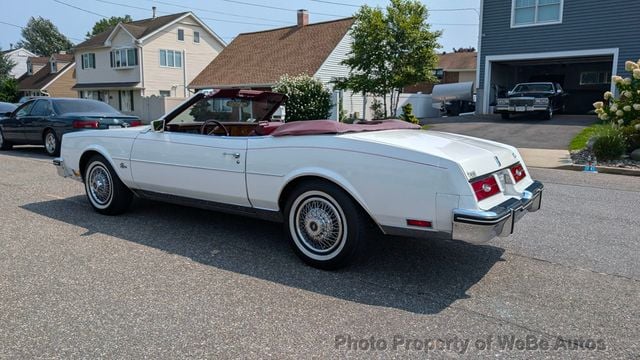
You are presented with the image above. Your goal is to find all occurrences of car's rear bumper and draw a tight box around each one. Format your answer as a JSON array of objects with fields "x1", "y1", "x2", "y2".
[
  {"x1": 451, "y1": 180, "x2": 544, "y2": 244},
  {"x1": 495, "y1": 105, "x2": 548, "y2": 113}
]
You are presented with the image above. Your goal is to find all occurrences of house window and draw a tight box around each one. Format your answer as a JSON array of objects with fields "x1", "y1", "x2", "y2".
[
  {"x1": 580, "y1": 71, "x2": 611, "y2": 85},
  {"x1": 193, "y1": 31, "x2": 200, "y2": 43},
  {"x1": 159, "y1": 90, "x2": 171, "y2": 97},
  {"x1": 81, "y1": 53, "x2": 96, "y2": 69},
  {"x1": 27, "y1": 62, "x2": 33, "y2": 75},
  {"x1": 50, "y1": 61, "x2": 57, "y2": 73},
  {"x1": 512, "y1": 0, "x2": 563, "y2": 27},
  {"x1": 433, "y1": 68, "x2": 444, "y2": 80},
  {"x1": 118, "y1": 90, "x2": 134, "y2": 112},
  {"x1": 159, "y1": 49, "x2": 183, "y2": 68},
  {"x1": 178, "y1": 29, "x2": 184, "y2": 41},
  {"x1": 110, "y1": 48, "x2": 138, "y2": 68}
]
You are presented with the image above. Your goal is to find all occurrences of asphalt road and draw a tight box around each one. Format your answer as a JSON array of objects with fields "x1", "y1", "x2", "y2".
[
  {"x1": 427, "y1": 114, "x2": 598, "y2": 150},
  {"x1": 1, "y1": 147, "x2": 639, "y2": 359}
]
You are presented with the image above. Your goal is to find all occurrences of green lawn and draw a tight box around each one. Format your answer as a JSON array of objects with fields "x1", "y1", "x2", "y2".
[{"x1": 569, "y1": 123, "x2": 607, "y2": 151}]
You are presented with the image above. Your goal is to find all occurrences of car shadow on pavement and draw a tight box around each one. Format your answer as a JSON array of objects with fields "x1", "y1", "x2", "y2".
[
  {"x1": 22, "y1": 196, "x2": 505, "y2": 315},
  {"x1": 426, "y1": 114, "x2": 597, "y2": 126}
]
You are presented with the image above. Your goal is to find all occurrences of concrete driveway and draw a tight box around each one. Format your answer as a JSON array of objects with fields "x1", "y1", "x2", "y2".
[
  {"x1": 1, "y1": 148, "x2": 639, "y2": 358},
  {"x1": 426, "y1": 114, "x2": 598, "y2": 150}
]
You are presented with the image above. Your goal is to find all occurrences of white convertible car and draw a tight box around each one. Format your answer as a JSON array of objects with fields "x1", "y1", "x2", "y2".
[{"x1": 54, "y1": 89, "x2": 543, "y2": 269}]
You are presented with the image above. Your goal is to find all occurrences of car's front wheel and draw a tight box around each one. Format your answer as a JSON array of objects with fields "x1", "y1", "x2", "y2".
[
  {"x1": 284, "y1": 181, "x2": 368, "y2": 270},
  {"x1": 84, "y1": 154, "x2": 133, "y2": 215},
  {"x1": 0, "y1": 129, "x2": 13, "y2": 150},
  {"x1": 544, "y1": 106, "x2": 553, "y2": 120},
  {"x1": 44, "y1": 130, "x2": 60, "y2": 156}
]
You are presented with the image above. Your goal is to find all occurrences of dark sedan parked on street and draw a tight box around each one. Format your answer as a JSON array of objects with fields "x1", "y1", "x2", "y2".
[{"x1": 0, "y1": 98, "x2": 141, "y2": 156}]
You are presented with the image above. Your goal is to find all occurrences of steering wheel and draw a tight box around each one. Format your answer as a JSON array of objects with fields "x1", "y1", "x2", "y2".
[{"x1": 200, "y1": 120, "x2": 229, "y2": 136}]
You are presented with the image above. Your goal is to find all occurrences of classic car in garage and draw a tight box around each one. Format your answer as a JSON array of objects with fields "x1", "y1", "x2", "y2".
[
  {"x1": 0, "y1": 98, "x2": 141, "y2": 156},
  {"x1": 495, "y1": 82, "x2": 568, "y2": 120},
  {"x1": 53, "y1": 89, "x2": 543, "y2": 269}
]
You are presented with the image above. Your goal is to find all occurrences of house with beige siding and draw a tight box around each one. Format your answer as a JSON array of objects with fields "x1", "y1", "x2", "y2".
[
  {"x1": 17, "y1": 53, "x2": 77, "y2": 98},
  {"x1": 73, "y1": 12, "x2": 225, "y2": 119}
]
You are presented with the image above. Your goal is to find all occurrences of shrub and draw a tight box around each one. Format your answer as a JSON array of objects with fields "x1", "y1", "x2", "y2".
[
  {"x1": 621, "y1": 120, "x2": 640, "y2": 151},
  {"x1": 370, "y1": 99, "x2": 385, "y2": 120},
  {"x1": 592, "y1": 126, "x2": 626, "y2": 161},
  {"x1": 273, "y1": 74, "x2": 333, "y2": 122},
  {"x1": 400, "y1": 103, "x2": 419, "y2": 124}
]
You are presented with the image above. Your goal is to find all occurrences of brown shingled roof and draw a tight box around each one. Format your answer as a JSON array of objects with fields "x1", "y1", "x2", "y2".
[
  {"x1": 190, "y1": 17, "x2": 355, "y2": 88},
  {"x1": 74, "y1": 12, "x2": 189, "y2": 49},
  {"x1": 51, "y1": 53, "x2": 74, "y2": 62},
  {"x1": 28, "y1": 56, "x2": 49, "y2": 65},
  {"x1": 18, "y1": 61, "x2": 75, "y2": 90},
  {"x1": 438, "y1": 52, "x2": 477, "y2": 71}
]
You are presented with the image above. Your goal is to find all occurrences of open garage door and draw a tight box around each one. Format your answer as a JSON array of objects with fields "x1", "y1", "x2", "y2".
[{"x1": 483, "y1": 49, "x2": 618, "y2": 114}]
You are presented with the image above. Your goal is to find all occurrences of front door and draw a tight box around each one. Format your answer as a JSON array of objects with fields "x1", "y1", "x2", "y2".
[{"x1": 130, "y1": 131, "x2": 250, "y2": 207}]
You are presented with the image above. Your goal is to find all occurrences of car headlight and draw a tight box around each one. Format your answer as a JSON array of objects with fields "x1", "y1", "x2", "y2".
[
  {"x1": 497, "y1": 98, "x2": 509, "y2": 105},
  {"x1": 534, "y1": 98, "x2": 549, "y2": 104}
]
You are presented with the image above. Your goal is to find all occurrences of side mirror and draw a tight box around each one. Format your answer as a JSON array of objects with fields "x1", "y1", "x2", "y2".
[{"x1": 151, "y1": 119, "x2": 165, "y2": 132}]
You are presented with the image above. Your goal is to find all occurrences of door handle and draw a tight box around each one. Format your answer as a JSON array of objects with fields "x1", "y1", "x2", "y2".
[{"x1": 223, "y1": 152, "x2": 241, "y2": 159}]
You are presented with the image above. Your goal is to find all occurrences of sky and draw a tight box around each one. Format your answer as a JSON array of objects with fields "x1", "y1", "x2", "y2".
[{"x1": 0, "y1": 0, "x2": 480, "y2": 52}]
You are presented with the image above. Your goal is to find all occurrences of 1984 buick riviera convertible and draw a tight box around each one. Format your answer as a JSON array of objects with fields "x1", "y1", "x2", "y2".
[{"x1": 54, "y1": 89, "x2": 543, "y2": 269}]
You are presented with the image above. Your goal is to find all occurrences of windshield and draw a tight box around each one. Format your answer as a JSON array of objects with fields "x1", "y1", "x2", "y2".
[
  {"x1": 512, "y1": 83, "x2": 554, "y2": 93},
  {"x1": 171, "y1": 96, "x2": 282, "y2": 123},
  {"x1": 53, "y1": 99, "x2": 121, "y2": 115},
  {"x1": 0, "y1": 103, "x2": 16, "y2": 113}
]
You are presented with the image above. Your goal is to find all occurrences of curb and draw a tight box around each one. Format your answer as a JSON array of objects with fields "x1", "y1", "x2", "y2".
[{"x1": 544, "y1": 164, "x2": 640, "y2": 177}]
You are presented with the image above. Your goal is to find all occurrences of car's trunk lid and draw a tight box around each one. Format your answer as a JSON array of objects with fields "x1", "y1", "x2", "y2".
[{"x1": 341, "y1": 129, "x2": 518, "y2": 179}]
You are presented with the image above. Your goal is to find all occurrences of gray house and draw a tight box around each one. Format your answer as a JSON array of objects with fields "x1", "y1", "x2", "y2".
[{"x1": 477, "y1": 0, "x2": 640, "y2": 114}]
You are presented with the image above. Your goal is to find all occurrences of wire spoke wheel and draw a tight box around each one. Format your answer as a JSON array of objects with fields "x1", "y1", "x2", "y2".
[
  {"x1": 295, "y1": 197, "x2": 344, "y2": 253},
  {"x1": 87, "y1": 163, "x2": 113, "y2": 208}
]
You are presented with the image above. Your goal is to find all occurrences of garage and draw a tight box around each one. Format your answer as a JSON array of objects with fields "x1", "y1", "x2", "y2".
[{"x1": 482, "y1": 49, "x2": 618, "y2": 115}]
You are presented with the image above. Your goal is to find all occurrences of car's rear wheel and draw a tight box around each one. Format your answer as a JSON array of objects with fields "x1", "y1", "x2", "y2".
[
  {"x1": 84, "y1": 154, "x2": 133, "y2": 215},
  {"x1": 501, "y1": 113, "x2": 510, "y2": 120},
  {"x1": 284, "y1": 180, "x2": 368, "y2": 270},
  {"x1": 44, "y1": 130, "x2": 60, "y2": 156},
  {"x1": 0, "y1": 129, "x2": 13, "y2": 150}
]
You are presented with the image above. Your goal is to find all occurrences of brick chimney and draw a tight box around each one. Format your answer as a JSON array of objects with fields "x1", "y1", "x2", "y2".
[{"x1": 297, "y1": 9, "x2": 309, "y2": 27}]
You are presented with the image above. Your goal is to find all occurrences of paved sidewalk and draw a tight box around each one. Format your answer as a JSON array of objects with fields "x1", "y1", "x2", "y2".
[{"x1": 518, "y1": 148, "x2": 572, "y2": 169}]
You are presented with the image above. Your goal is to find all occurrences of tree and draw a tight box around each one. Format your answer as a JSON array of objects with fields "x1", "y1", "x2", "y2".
[
  {"x1": 0, "y1": 49, "x2": 16, "y2": 78},
  {"x1": 0, "y1": 78, "x2": 18, "y2": 103},
  {"x1": 16, "y1": 17, "x2": 73, "y2": 56},
  {"x1": 273, "y1": 74, "x2": 333, "y2": 122},
  {"x1": 86, "y1": 15, "x2": 132, "y2": 39},
  {"x1": 335, "y1": 0, "x2": 441, "y2": 117}
]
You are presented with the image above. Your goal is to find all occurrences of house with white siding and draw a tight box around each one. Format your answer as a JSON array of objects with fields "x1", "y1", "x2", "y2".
[
  {"x1": 73, "y1": 11, "x2": 225, "y2": 119},
  {"x1": 2, "y1": 47, "x2": 37, "y2": 78},
  {"x1": 189, "y1": 11, "x2": 368, "y2": 119}
]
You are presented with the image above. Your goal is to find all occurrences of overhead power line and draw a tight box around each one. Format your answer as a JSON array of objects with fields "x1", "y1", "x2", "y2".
[
  {"x1": 53, "y1": 0, "x2": 108, "y2": 17},
  {"x1": 140, "y1": 0, "x2": 291, "y2": 25},
  {"x1": 0, "y1": 17, "x2": 84, "y2": 42},
  {"x1": 220, "y1": 0, "x2": 344, "y2": 18}
]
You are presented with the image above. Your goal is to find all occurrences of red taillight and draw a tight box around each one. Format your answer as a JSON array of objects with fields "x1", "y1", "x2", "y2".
[
  {"x1": 406, "y1": 219, "x2": 432, "y2": 228},
  {"x1": 129, "y1": 120, "x2": 142, "y2": 127},
  {"x1": 510, "y1": 163, "x2": 527, "y2": 183},
  {"x1": 72, "y1": 120, "x2": 99, "y2": 129},
  {"x1": 471, "y1": 175, "x2": 501, "y2": 201}
]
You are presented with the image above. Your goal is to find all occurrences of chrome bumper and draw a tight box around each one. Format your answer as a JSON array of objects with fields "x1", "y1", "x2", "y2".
[
  {"x1": 495, "y1": 105, "x2": 548, "y2": 112},
  {"x1": 53, "y1": 157, "x2": 80, "y2": 180},
  {"x1": 452, "y1": 180, "x2": 544, "y2": 244}
]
